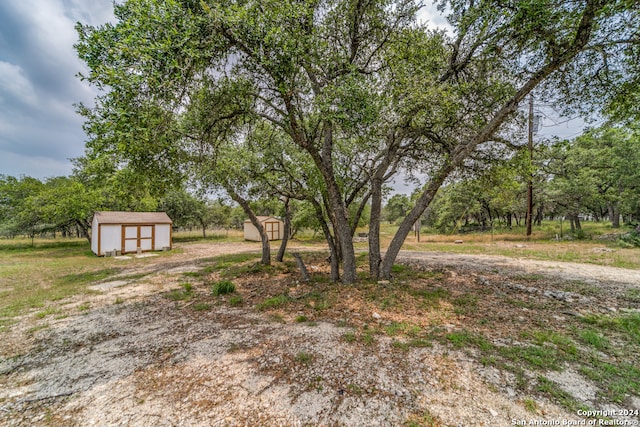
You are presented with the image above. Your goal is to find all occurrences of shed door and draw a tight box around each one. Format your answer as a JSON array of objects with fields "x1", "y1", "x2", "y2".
[
  {"x1": 122, "y1": 225, "x2": 154, "y2": 253},
  {"x1": 264, "y1": 221, "x2": 279, "y2": 241}
]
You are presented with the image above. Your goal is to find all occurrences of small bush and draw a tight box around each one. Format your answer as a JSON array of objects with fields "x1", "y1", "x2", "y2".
[
  {"x1": 619, "y1": 231, "x2": 640, "y2": 247},
  {"x1": 211, "y1": 280, "x2": 235, "y2": 296}
]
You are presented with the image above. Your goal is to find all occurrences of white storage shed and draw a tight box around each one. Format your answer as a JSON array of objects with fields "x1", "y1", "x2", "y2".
[
  {"x1": 243, "y1": 216, "x2": 284, "y2": 241},
  {"x1": 91, "y1": 211, "x2": 173, "y2": 256}
]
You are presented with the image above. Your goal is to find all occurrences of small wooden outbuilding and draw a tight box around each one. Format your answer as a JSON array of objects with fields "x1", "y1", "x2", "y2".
[
  {"x1": 243, "y1": 216, "x2": 284, "y2": 241},
  {"x1": 91, "y1": 211, "x2": 173, "y2": 256}
]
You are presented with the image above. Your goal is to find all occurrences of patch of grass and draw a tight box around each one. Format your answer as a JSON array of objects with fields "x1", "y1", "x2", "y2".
[
  {"x1": 58, "y1": 268, "x2": 121, "y2": 286},
  {"x1": 295, "y1": 351, "x2": 314, "y2": 365},
  {"x1": 27, "y1": 323, "x2": 50, "y2": 334},
  {"x1": 256, "y1": 294, "x2": 290, "y2": 310},
  {"x1": 410, "y1": 287, "x2": 449, "y2": 308},
  {"x1": 404, "y1": 409, "x2": 441, "y2": 427},
  {"x1": 562, "y1": 280, "x2": 601, "y2": 297},
  {"x1": 526, "y1": 330, "x2": 579, "y2": 357},
  {"x1": 228, "y1": 294, "x2": 243, "y2": 307},
  {"x1": 268, "y1": 313, "x2": 285, "y2": 323},
  {"x1": 581, "y1": 312, "x2": 640, "y2": 345},
  {"x1": 522, "y1": 398, "x2": 539, "y2": 414},
  {"x1": 391, "y1": 340, "x2": 410, "y2": 351},
  {"x1": 384, "y1": 321, "x2": 421, "y2": 337},
  {"x1": 211, "y1": 279, "x2": 235, "y2": 296},
  {"x1": 35, "y1": 306, "x2": 61, "y2": 319},
  {"x1": 391, "y1": 264, "x2": 407, "y2": 274},
  {"x1": 624, "y1": 288, "x2": 640, "y2": 302},
  {"x1": 578, "y1": 329, "x2": 610, "y2": 350},
  {"x1": 408, "y1": 338, "x2": 433, "y2": 348},
  {"x1": 579, "y1": 360, "x2": 640, "y2": 403},
  {"x1": 499, "y1": 344, "x2": 564, "y2": 371},
  {"x1": 445, "y1": 330, "x2": 493, "y2": 352},
  {"x1": 346, "y1": 383, "x2": 363, "y2": 396},
  {"x1": 163, "y1": 287, "x2": 192, "y2": 301},
  {"x1": 78, "y1": 302, "x2": 91, "y2": 312},
  {"x1": 114, "y1": 297, "x2": 124, "y2": 305},
  {"x1": 307, "y1": 375, "x2": 324, "y2": 392},
  {"x1": 193, "y1": 303, "x2": 211, "y2": 311},
  {"x1": 362, "y1": 331, "x2": 376, "y2": 346},
  {"x1": 536, "y1": 376, "x2": 584, "y2": 412},
  {"x1": 453, "y1": 293, "x2": 479, "y2": 315},
  {"x1": 304, "y1": 291, "x2": 332, "y2": 311},
  {"x1": 182, "y1": 271, "x2": 201, "y2": 278},
  {"x1": 343, "y1": 332, "x2": 357, "y2": 343},
  {"x1": 295, "y1": 315, "x2": 308, "y2": 323},
  {"x1": 0, "y1": 242, "x2": 120, "y2": 320}
]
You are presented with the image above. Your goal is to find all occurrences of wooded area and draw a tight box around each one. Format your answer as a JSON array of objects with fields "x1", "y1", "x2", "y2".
[{"x1": 2, "y1": 0, "x2": 639, "y2": 283}]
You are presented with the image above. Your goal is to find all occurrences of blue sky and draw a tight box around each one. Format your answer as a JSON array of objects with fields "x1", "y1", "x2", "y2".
[{"x1": 0, "y1": 1, "x2": 587, "y2": 181}]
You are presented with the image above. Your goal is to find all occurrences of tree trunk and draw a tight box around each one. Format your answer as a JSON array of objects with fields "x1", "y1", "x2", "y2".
[
  {"x1": 535, "y1": 204, "x2": 543, "y2": 226},
  {"x1": 380, "y1": 162, "x2": 453, "y2": 280},
  {"x1": 368, "y1": 176, "x2": 383, "y2": 280},
  {"x1": 316, "y1": 124, "x2": 357, "y2": 284},
  {"x1": 227, "y1": 187, "x2": 270, "y2": 265},
  {"x1": 311, "y1": 197, "x2": 340, "y2": 282},
  {"x1": 76, "y1": 220, "x2": 91, "y2": 244},
  {"x1": 608, "y1": 203, "x2": 620, "y2": 228},
  {"x1": 276, "y1": 197, "x2": 291, "y2": 262}
]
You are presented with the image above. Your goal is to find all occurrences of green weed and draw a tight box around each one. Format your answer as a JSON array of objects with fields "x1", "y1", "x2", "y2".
[
  {"x1": 256, "y1": 294, "x2": 290, "y2": 310},
  {"x1": 211, "y1": 279, "x2": 235, "y2": 296},
  {"x1": 35, "y1": 306, "x2": 61, "y2": 319},
  {"x1": 445, "y1": 330, "x2": 493, "y2": 352},
  {"x1": 295, "y1": 351, "x2": 313, "y2": 365},
  {"x1": 228, "y1": 295, "x2": 243, "y2": 307}
]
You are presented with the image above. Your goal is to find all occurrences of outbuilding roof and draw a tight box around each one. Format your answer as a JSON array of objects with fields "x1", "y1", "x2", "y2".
[
  {"x1": 243, "y1": 216, "x2": 282, "y2": 223},
  {"x1": 93, "y1": 211, "x2": 173, "y2": 225}
]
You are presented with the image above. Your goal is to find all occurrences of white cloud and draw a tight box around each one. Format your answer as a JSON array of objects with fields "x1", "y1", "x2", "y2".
[
  {"x1": 0, "y1": 61, "x2": 37, "y2": 106},
  {"x1": 416, "y1": 2, "x2": 452, "y2": 33}
]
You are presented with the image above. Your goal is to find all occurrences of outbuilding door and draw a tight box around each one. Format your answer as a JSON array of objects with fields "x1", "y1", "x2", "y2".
[
  {"x1": 264, "y1": 221, "x2": 280, "y2": 241},
  {"x1": 122, "y1": 225, "x2": 154, "y2": 253}
]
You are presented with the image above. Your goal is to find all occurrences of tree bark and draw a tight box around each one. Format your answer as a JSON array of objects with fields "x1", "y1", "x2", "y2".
[
  {"x1": 310, "y1": 197, "x2": 340, "y2": 282},
  {"x1": 276, "y1": 197, "x2": 291, "y2": 262},
  {"x1": 608, "y1": 203, "x2": 620, "y2": 228},
  {"x1": 315, "y1": 124, "x2": 357, "y2": 284},
  {"x1": 200, "y1": 219, "x2": 207, "y2": 238},
  {"x1": 368, "y1": 175, "x2": 383, "y2": 280}
]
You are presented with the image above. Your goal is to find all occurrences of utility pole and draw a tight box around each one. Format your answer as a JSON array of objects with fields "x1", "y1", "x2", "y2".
[{"x1": 526, "y1": 94, "x2": 534, "y2": 237}]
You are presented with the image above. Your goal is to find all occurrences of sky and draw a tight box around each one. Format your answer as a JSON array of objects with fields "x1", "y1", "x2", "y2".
[
  {"x1": 0, "y1": 0, "x2": 114, "y2": 179},
  {"x1": 0, "y1": 1, "x2": 588, "y2": 181}
]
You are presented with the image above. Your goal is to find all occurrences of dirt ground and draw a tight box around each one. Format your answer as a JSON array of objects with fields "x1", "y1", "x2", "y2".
[{"x1": 1, "y1": 242, "x2": 639, "y2": 426}]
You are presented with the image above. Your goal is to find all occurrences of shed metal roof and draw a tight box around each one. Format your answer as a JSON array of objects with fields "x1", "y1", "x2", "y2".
[{"x1": 93, "y1": 211, "x2": 172, "y2": 225}]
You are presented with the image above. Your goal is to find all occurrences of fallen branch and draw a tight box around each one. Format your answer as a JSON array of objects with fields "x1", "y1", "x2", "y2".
[{"x1": 292, "y1": 253, "x2": 310, "y2": 282}]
